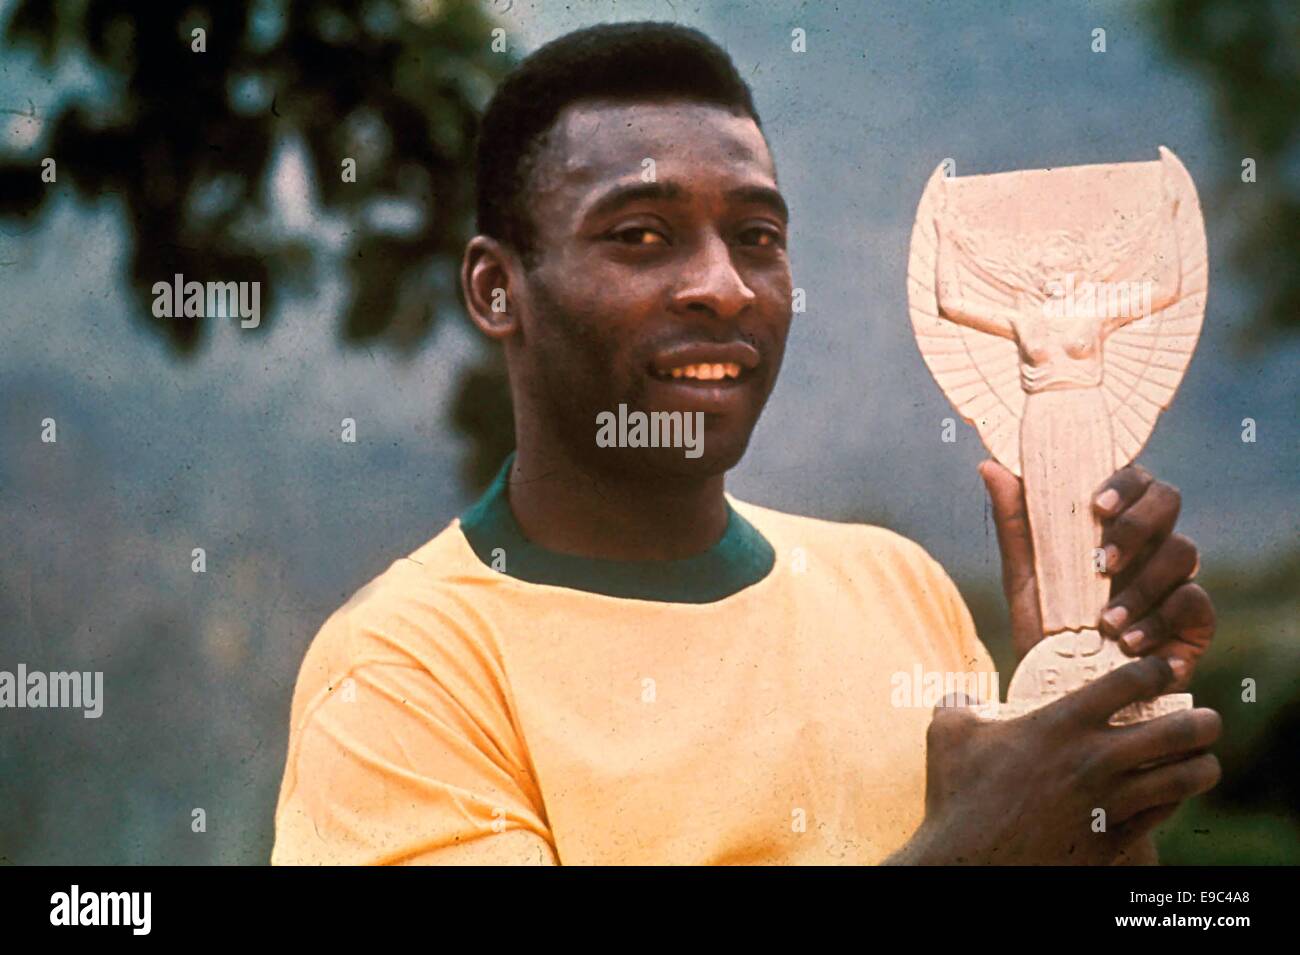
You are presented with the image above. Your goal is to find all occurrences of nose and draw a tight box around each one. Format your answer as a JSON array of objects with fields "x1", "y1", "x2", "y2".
[{"x1": 669, "y1": 231, "x2": 757, "y2": 320}]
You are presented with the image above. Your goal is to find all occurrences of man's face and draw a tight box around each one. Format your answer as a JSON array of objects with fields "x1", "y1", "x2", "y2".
[{"x1": 508, "y1": 98, "x2": 794, "y2": 478}]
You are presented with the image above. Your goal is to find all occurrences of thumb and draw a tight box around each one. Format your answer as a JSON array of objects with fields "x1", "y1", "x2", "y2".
[{"x1": 979, "y1": 459, "x2": 1042, "y2": 657}]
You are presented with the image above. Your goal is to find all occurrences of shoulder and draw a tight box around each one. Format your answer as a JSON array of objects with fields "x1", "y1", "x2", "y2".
[
  {"x1": 286, "y1": 521, "x2": 504, "y2": 727},
  {"x1": 342, "y1": 515, "x2": 503, "y2": 635},
  {"x1": 731, "y1": 497, "x2": 988, "y2": 667},
  {"x1": 731, "y1": 498, "x2": 991, "y2": 670},
  {"x1": 729, "y1": 496, "x2": 975, "y2": 634},
  {"x1": 729, "y1": 496, "x2": 952, "y2": 581}
]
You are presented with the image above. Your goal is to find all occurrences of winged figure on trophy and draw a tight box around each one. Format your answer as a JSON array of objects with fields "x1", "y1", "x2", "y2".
[{"x1": 907, "y1": 146, "x2": 1208, "y2": 723}]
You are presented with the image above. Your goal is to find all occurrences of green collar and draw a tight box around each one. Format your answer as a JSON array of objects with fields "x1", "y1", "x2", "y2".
[{"x1": 459, "y1": 454, "x2": 775, "y2": 603}]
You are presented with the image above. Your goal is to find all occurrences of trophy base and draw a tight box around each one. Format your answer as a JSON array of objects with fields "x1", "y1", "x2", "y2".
[{"x1": 969, "y1": 629, "x2": 1192, "y2": 727}]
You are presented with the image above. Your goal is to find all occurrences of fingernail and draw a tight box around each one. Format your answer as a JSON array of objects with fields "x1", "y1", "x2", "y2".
[
  {"x1": 1121, "y1": 629, "x2": 1142, "y2": 651},
  {"x1": 1096, "y1": 489, "x2": 1121, "y2": 513},
  {"x1": 1169, "y1": 658, "x2": 1189, "y2": 682},
  {"x1": 1104, "y1": 544, "x2": 1120, "y2": 572},
  {"x1": 1101, "y1": 606, "x2": 1128, "y2": 632}
]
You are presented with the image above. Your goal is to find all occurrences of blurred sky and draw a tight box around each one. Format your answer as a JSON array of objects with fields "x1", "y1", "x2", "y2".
[{"x1": 0, "y1": 0, "x2": 1296, "y2": 862}]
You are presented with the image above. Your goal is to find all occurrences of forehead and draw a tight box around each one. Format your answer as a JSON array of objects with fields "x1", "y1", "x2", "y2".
[{"x1": 530, "y1": 98, "x2": 777, "y2": 213}]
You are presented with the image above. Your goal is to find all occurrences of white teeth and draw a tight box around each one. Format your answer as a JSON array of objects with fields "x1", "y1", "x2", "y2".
[{"x1": 662, "y1": 362, "x2": 745, "y2": 380}]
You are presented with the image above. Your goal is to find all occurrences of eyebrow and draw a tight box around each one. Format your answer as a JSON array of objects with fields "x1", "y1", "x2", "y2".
[
  {"x1": 728, "y1": 184, "x2": 790, "y2": 225},
  {"x1": 581, "y1": 180, "x2": 790, "y2": 226}
]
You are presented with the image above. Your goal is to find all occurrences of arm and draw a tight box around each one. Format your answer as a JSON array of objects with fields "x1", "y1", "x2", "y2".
[
  {"x1": 935, "y1": 218, "x2": 1019, "y2": 340},
  {"x1": 1103, "y1": 199, "x2": 1183, "y2": 334},
  {"x1": 1102, "y1": 253, "x2": 1180, "y2": 335}
]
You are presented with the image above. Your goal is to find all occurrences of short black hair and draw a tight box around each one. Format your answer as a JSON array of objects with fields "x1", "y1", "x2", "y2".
[{"x1": 474, "y1": 21, "x2": 763, "y2": 268}]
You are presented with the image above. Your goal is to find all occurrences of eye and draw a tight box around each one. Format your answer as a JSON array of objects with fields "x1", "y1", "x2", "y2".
[
  {"x1": 610, "y1": 226, "x2": 668, "y2": 246},
  {"x1": 739, "y1": 226, "x2": 785, "y2": 248}
]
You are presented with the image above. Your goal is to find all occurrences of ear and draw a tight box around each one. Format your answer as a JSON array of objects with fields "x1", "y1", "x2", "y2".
[{"x1": 461, "y1": 235, "x2": 522, "y2": 341}]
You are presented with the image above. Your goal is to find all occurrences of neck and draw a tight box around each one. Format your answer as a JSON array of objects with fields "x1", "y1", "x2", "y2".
[{"x1": 507, "y1": 437, "x2": 729, "y2": 561}]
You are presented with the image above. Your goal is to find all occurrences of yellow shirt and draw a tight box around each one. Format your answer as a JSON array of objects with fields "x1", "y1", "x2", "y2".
[{"x1": 272, "y1": 470, "x2": 995, "y2": 865}]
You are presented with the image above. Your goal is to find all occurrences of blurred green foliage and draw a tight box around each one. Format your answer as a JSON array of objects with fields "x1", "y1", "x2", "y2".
[
  {"x1": 1149, "y1": 0, "x2": 1300, "y2": 341},
  {"x1": 0, "y1": 0, "x2": 516, "y2": 488}
]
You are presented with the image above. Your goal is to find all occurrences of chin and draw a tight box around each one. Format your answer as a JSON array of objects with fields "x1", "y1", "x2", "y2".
[
  {"x1": 588, "y1": 425, "x2": 753, "y2": 482},
  {"x1": 643, "y1": 445, "x2": 744, "y2": 479}
]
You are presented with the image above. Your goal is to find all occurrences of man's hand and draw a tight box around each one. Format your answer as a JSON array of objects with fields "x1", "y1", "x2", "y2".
[
  {"x1": 889, "y1": 459, "x2": 1225, "y2": 867},
  {"x1": 980, "y1": 459, "x2": 1215, "y2": 690},
  {"x1": 889, "y1": 657, "x2": 1223, "y2": 865}
]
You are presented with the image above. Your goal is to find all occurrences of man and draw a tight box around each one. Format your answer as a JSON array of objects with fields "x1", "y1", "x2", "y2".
[{"x1": 272, "y1": 22, "x2": 1220, "y2": 865}]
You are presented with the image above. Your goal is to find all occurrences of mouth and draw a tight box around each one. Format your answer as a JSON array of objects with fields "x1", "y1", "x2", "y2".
[
  {"x1": 648, "y1": 341, "x2": 761, "y2": 387},
  {"x1": 653, "y1": 361, "x2": 745, "y2": 383},
  {"x1": 643, "y1": 340, "x2": 763, "y2": 416}
]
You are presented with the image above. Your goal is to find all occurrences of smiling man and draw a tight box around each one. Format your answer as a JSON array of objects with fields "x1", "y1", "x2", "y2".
[{"x1": 272, "y1": 22, "x2": 1221, "y2": 865}]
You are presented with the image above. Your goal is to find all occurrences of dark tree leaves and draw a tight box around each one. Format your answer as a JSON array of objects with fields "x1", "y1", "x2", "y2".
[{"x1": 1, "y1": 0, "x2": 515, "y2": 487}]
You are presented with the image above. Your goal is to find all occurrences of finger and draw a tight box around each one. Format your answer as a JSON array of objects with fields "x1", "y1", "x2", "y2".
[
  {"x1": 1098, "y1": 480, "x2": 1181, "y2": 575},
  {"x1": 1046, "y1": 655, "x2": 1175, "y2": 729},
  {"x1": 1117, "y1": 583, "x2": 1216, "y2": 689},
  {"x1": 979, "y1": 459, "x2": 1033, "y2": 591},
  {"x1": 1115, "y1": 581, "x2": 1213, "y2": 652},
  {"x1": 1099, "y1": 534, "x2": 1199, "y2": 638},
  {"x1": 926, "y1": 702, "x2": 981, "y2": 757},
  {"x1": 1111, "y1": 753, "x2": 1221, "y2": 824},
  {"x1": 1106, "y1": 535, "x2": 1157, "y2": 609},
  {"x1": 978, "y1": 459, "x2": 1042, "y2": 655},
  {"x1": 1100, "y1": 708, "x2": 1223, "y2": 774},
  {"x1": 1093, "y1": 464, "x2": 1154, "y2": 519},
  {"x1": 1114, "y1": 612, "x2": 1164, "y2": 657}
]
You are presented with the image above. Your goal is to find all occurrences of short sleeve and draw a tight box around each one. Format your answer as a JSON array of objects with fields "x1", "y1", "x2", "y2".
[{"x1": 272, "y1": 587, "x2": 557, "y2": 865}]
